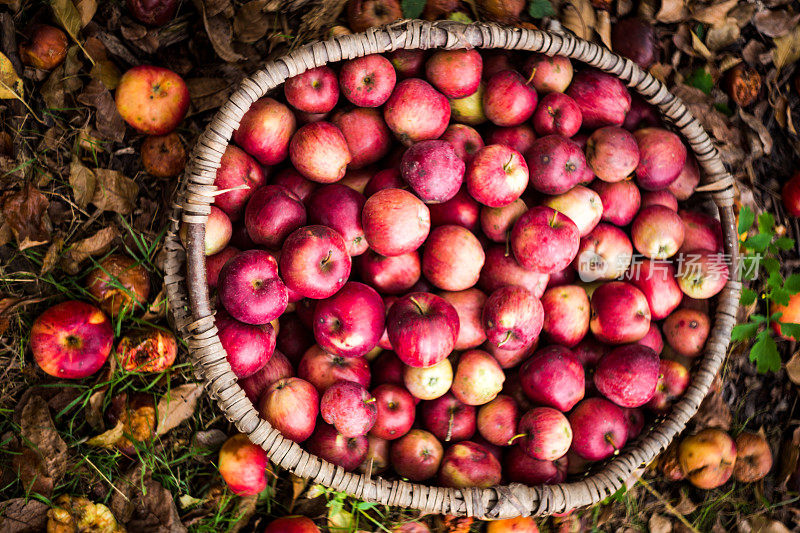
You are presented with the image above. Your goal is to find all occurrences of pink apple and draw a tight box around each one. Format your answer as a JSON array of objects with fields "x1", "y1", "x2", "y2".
[
  {"x1": 321, "y1": 380, "x2": 377, "y2": 437},
  {"x1": 239, "y1": 350, "x2": 293, "y2": 404},
  {"x1": 439, "y1": 441, "x2": 502, "y2": 488},
  {"x1": 568, "y1": 397, "x2": 628, "y2": 461},
  {"x1": 482, "y1": 50, "x2": 514, "y2": 80},
  {"x1": 566, "y1": 70, "x2": 631, "y2": 129},
  {"x1": 271, "y1": 167, "x2": 317, "y2": 203},
  {"x1": 244, "y1": 185, "x2": 306, "y2": 249},
  {"x1": 590, "y1": 281, "x2": 651, "y2": 344},
  {"x1": 675, "y1": 249, "x2": 729, "y2": 299},
  {"x1": 390, "y1": 429, "x2": 443, "y2": 481},
  {"x1": 511, "y1": 205, "x2": 580, "y2": 274},
  {"x1": 480, "y1": 198, "x2": 527, "y2": 242},
  {"x1": 476, "y1": 395, "x2": 519, "y2": 446},
  {"x1": 372, "y1": 351, "x2": 405, "y2": 387},
  {"x1": 422, "y1": 392, "x2": 476, "y2": 442},
  {"x1": 425, "y1": 49, "x2": 482, "y2": 98},
  {"x1": 519, "y1": 345, "x2": 585, "y2": 412},
  {"x1": 482, "y1": 286, "x2": 544, "y2": 350},
  {"x1": 364, "y1": 168, "x2": 406, "y2": 197},
  {"x1": 532, "y1": 92, "x2": 582, "y2": 137},
  {"x1": 479, "y1": 244, "x2": 549, "y2": 297},
  {"x1": 279, "y1": 225, "x2": 351, "y2": 299},
  {"x1": 284, "y1": 65, "x2": 339, "y2": 113},
  {"x1": 641, "y1": 189, "x2": 679, "y2": 211},
  {"x1": 634, "y1": 127, "x2": 687, "y2": 190},
  {"x1": 400, "y1": 140, "x2": 465, "y2": 203},
  {"x1": 585, "y1": 126, "x2": 639, "y2": 183},
  {"x1": 306, "y1": 184, "x2": 367, "y2": 256},
  {"x1": 370, "y1": 384, "x2": 415, "y2": 440},
  {"x1": 440, "y1": 124, "x2": 485, "y2": 165},
  {"x1": 541, "y1": 284, "x2": 590, "y2": 347},
  {"x1": 522, "y1": 54, "x2": 573, "y2": 94},
  {"x1": 594, "y1": 344, "x2": 659, "y2": 407},
  {"x1": 591, "y1": 179, "x2": 641, "y2": 226},
  {"x1": 362, "y1": 188, "x2": 431, "y2": 256},
  {"x1": 679, "y1": 210, "x2": 723, "y2": 253},
  {"x1": 637, "y1": 322, "x2": 664, "y2": 355},
  {"x1": 307, "y1": 423, "x2": 368, "y2": 471},
  {"x1": 339, "y1": 54, "x2": 396, "y2": 107},
  {"x1": 466, "y1": 144, "x2": 529, "y2": 207},
  {"x1": 289, "y1": 121, "x2": 351, "y2": 184},
  {"x1": 547, "y1": 265, "x2": 577, "y2": 288},
  {"x1": 663, "y1": 308, "x2": 710, "y2": 357},
  {"x1": 428, "y1": 187, "x2": 481, "y2": 232},
  {"x1": 486, "y1": 124, "x2": 537, "y2": 154},
  {"x1": 357, "y1": 249, "x2": 420, "y2": 295},
  {"x1": 233, "y1": 97, "x2": 296, "y2": 165},
  {"x1": 216, "y1": 312, "x2": 275, "y2": 378},
  {"x1": 483, "y1": 70, "x2": 538, "y2": 127},
  {"x1": 439, "y1": 288, "x2": 487, "y2": 350},
  {"x1": 516, "y1": 407, "x2": 573, "y2": 461},
  {"x1": 313, "y1": 282, "x2": 384, "y2": 357},
  {"x1": 669, "y1": 155, "x2": 701, "y2": 201},
  {"x1": 623, "y1": 407, "x2": 645, "y2": 439},
  {"x1": 384, "y1": 78, "x2": 450, "y2": 145},
  {"x1": 451, "y1": 349, "x2": 505, "y2": 406},
  {"x1": 331, "y1": 107, "x2": 392, "y2": 169},
  {"x1": 525, "y1": 135, "x2": 587, "y2": 195},
  {"x1": 258, "y1": 377, "x2": 318, "y2": 442},
  {"x1": 180, "y1": 206, "x2": 232, "y2": 256},
  {"x1": 218, "y1": 250, "x2": 288, "y2": 325},
  {"x1": 389, "y1": 48, "x2": 427, "y2": 78},
  {"x1": 542, "y1": 185, "x2": 603, "y2": 237},
  {"x1": 206, "y1": 246, "x2": 239, "y2": 289},
  {"x1": 213, "y1": 145, "x2": 268, "y2": 220},
  {"x1": 275, "y1": 312, "x2": 313, "y2": 363},
  {"x1": 297, "y1": 345, "x2": 370, "y2": 392},
  {"x1": 631, "y1": 205, "x2": 685, "y2": 259},
  {"x1": 646, "y1": 359, "x2": 690, "y2": 413},
  {"x1": 574, "y1": 223, "x2": 633, "y2": 281},
  {"x1": 422, "y1": 225, "x2": 485, "y2": 291},
  {"x1": 386, "y1": 292, "x2": 459, "y2": 368},
  {"x1": 504, "y1": 446, "x2": 567, "y2": 485}
]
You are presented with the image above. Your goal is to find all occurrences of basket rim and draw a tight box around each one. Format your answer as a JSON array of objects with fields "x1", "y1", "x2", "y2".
[{"x1": 163, "y1": 19, "x2": 743, "y2": 519}]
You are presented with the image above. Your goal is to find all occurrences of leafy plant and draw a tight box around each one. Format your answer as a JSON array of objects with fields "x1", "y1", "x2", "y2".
[
  {"x1": 529, "y1": 0, "x2": 556, "y2": 18},
  {"x1": 731, "y1": 206, "x2": 800, "y2": 373}
]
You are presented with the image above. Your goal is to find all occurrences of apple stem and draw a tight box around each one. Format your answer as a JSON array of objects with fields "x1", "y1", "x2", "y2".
[
  {"x1": 507, "y1": 433, "x2": 526, "y2": 445},
  {"x1": 446, "y1": 411, "x2": 454, "y2": 442},
  {"x1": 408, "y1": 296, "x2": 425, "y2": 315},
  {"x1": 364, "y1": 397, "x2": 377, "y2": 404},
  {"x1": 320, "y1": 250, "x2": 333, "y2": 267},
  {"x1": 497, "y1": 330, "x2": 513, "y2": 348},
  {"x1": 504, "y1": 237, "x2": 511, "y2": 257},
  {"x1": 605, "y1": 433, "x2": 619, "y2": 452},
  {"x1": 502, "y1": 154, "x2": 514, "y2": 173}
]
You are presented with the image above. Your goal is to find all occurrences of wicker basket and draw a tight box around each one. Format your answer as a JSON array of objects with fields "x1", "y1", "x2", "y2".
[{"x1": 163, "y1": 19, "x2": 742, "y2": 519}]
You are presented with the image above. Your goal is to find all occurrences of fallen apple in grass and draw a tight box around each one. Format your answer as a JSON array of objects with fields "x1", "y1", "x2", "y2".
[
  {"x1": 263, "y1": 516, "x2": 321, "y2": 533},
  {"x1": 86, "y1": 254, "x2": 150, "y2": 317},
  {"x1": 141, "y1": 132, "x2": 187, "y2": 179},
  {"x1": 19, "y1": 24, "x2": 68, "y2": 70},
  {"x1": 218, "y1": 434, "x2": 269, "y2": 496},
  {"x1": 679, "y1": 428, "x2": 736, "y2": 489},
  {"x1": 115, "y1": 65, "x2": 189, "y2": 135}
]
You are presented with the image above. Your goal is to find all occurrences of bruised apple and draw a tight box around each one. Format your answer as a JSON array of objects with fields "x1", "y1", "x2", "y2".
[
  {"x1": 115, "y1": 66, "x2": 189, "y2": 135},
  {"x1": 87, "y1": 254, "x2": 150, "y2": 317}
]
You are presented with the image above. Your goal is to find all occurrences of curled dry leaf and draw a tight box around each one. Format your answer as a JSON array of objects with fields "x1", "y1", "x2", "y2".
[
  {"x1": 91, "y1": 169, "x2": 138, "y2": 215},
  {"x1": 705, "y1": 20, "x2": 740, "y2": 52},
  {"x1": 61, "y1": 225, "x2": 120, "y2": 273},
  {"x1": 753, "y1": 9, "x2": 800, "y2": 38},
  {"x1": 74, "y1": 0, "x2": 97, "y2": 26},
  {"x1": 656, "y1": 0, "x2": 689, "y2": 23},
  {"x1": 595, "y1": 10, "x2": 611, "y2": 48},
  {"x1": 691, "y1": 0, "x2": 737, "y2": 25},
  {"x1": 15, "y1": 396, "x2": 68, "y2": 496},
  {"x1": 0, "y1": 498, "x2": 50, "y2": 533},
  {"x1": 186, "y1": 77, "x2": 233, "y2": 115},
  {"x1": 561, "y1": 0, "x2": 596, "y2": 40},
  {"x1": 40, "y1": 233, "x2": 64, "y2": 275},
  {"x1": 69, "y1": 160, "x2": 96, "y2": 208},
  {"x1": 0, "y1": 295, "x2": 44, "y2": 337},
  {"x1": 76, "y1": 79, "x2": 125, "y2": 142},
  {"x1": 692, "y1": 388, "x2": 732, "y2": 430},
  {"x1": 202, "y1": 8, "x2": 246, "y2": 63},
  {"x1": 234, "y1": 0, "x2": 272, "y2": 43},
  {"x1": 85, "y1": 389, "x2": 107, "y2": 432},
  {"x1": 1, "y1": 183, "x2": 51, "y2": 250},
  {"x1": 773, "y1": 25, "x2": 800, "y2": 71},
  {"x1": 156, "y1": 383, "x2": 204, "y2": 436},
  {"x1": 0, "y1": 51, "x2": 24, "y2": 100},
  {"x1": 739, "y1": 109, "x2": 773, "y2": 156},
  {"x1": 85, "y1": 420, "x2": 126, "y2": 448},
  {"x1": 785, "y1": 350, "x2": 800, "y2": 385},
  {"x1": 110, "y1": 466, "x2": 187, "y2": 533},
  {"x1": 51, "y1": 0, "x2": 83, "y2": 44}
]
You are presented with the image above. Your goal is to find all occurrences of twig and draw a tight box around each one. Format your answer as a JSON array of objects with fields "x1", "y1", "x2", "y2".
[
  {"x1": 83, "y1": 456, "x2": 130, "y2": 502},
  {"x1": 638, "y1": 477, "x2": 700, "y2": 533}
]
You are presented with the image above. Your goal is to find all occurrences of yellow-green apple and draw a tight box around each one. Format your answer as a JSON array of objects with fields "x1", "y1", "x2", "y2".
[
  {"x1": 279, "y1": 225, "x2": 351, "y2": 299},
  {"x1": 216, "y1": 312, "x2": 275, "y2": 378},
  {"x1": 678, "y1": 428, "x2": 736, "y2": 489},
  {"x1": 297, "y1": 345, "x2": 370, "y2": 392},
  {"x1": 422, "y1": 392, "x2": 476, "y2": 442},
  {"x1": 663, "y1": 308, "x2": 710, "y2": 357},
  {"x1": 481, "y1": 198, "x2": 527, "y2": 242},
  {"x1": 568, "y1": 397, "x2": 628, "y2": 460},
  {"x1": 486, "y1": 124, "x2": 537, "y2": 155},
  {"x1": 733, "y1": 432, "x2": 772, "y2": 483},
  {"x1": 86, "y1": 254, "x2": 150, "y2": 316},
  {"x1": 636, "y1": 322, "x2": 664, "y2": 355},
  {"x1": 31, "y1": 300, "x2": 113, "y2": 379},
  {"x1": 362, "y1": 188, "x2": 430, "y2": 256},
  {"x1": 218, "y1": 249, "x2": 287, "y2": 324},
  {"x1": 594, "y1": 344, "x2": 659, "y2": 407},
  {"x1": 439, "y1": 440, "x2": 502, "y2": 488},
  {"x1": 390, "y1": 429, "x2": 443, "y2": 481},
  {"x1": 642, "y1": 189, "x2": 678, "y2": 211},
  {"x1": 440, "y1": 288, "x2": 487, "y2": 350},
  {"x1": 425, "y1": 49, "x2": 482, "y2": 98},
  {"x1": 289, "y1": 122, "x2": 351, "y2": 183},
  {"x1": 441, "y1": 125, "x2": 485, "y2": 164},
  {"x1": 525, "y1": 135, "x2": 587, "y2": 195},
  {"x1": 384, "y1": 78, "x2": 450, "y2": 145},
  {"x1": 477, "y1": 395, "x2": 519, "y2": 446},
  {"x1": 541, "y1": 284, "x2": 590, "y2": 347},
  {"x1": 449, "y1": 83, "x2": 487, "y2": 126},
  {"x1": 331, "y1": 107, "x2": 392, "y2": 169},
  {"x1": 356, "y1": 249, "x2": 420, "y2": 295},
  {"x1": 218, "y1": 434, "x2": 269, "y2": 495},
  {"x1": 452, "y1": 349, "x2": 505, "y2": 406},
  {"x1": 634, "y1": 127, "x2": 687, "y2": 190},
  {"x1": 646, "y1": 359, "x2": 689, "y2": 413},
  {"x1": 515, "y1": 407, "x2": 573, "y2": 461},
  {"x1": 339, "y1": 54, "x2": 396, "y2": 107},
  {"x1": 566, "y1": 70, "x2": 631, "y2": 129},
  {"x1": 141, "y1": 132, "x2": 186, "y2": 178},
  {"x1": 386, "y1": 292, "x2": 459, "y2": 368},
  {"x1": 239, "y1": 350, "x2": 293, "y2": 404},
  {"x1": 668, "y1": 154, "x2": 701, "y2": 200},
  {"x1": 115, "y1": 66, "x2": 189, "y2": 134},
  {"x1": 479, "y1": 245, "x2": 550, "y2": 297},
  {"x1": 675, "y1": 249, "x2": 729, "y2": 299},
  {"x1": 585, "y1": 126, "x2": 639, "y2": 183},
  {"x1": 628, "y1": 259, "x2": 683, "y2": 320},
  {"x1": 428, "y1": 187, "x2": 481, "y2": 232},
  {"x1": 306, "y1": 184, "x2": 367, "y2": 256},
  {"x1": 773, "y1": 292, "x2": 800, "y2": 339},
  {"x1": 631, "y1": 205, "x2": 685, "y2": 259},
  {"x1": 483, "y1": 286, "x2": 544, "y2": 350},
  {"x1": 519, "y1": 345, "x2": 584, "y2": 411},
  {"x1": 272, "y1": 167, "x2": 317, "y2": 203},
  {"x1": 180, "y1": 205, "x2": 232, "y2": 256},
  {"x1": 589, "y1": 281, "x2": 651, "y2": 343},
  {"x1": 511, "y1": 206, "x2": 580, "y2": 274},
  {"x1": 19, "y1": 24, "x2": 68, "y2": 70},
  {"x1": 313, "y1": 282, "x2": 384, "y2": 357},
  {"x1": 370, "y1": 384, "x2": 415, "y2": 440},
  {"x1": 542, "y1": 185, "x2": 603, "y2": 237},
  {"x1": 115, "y1": 327, "x2": 177, "y2": 373},
  {"x1": 244, "y1": 185, "x2": 306, "y2": 249},
  {"x1": 483, "y1": 70, "x2": 538, "y2": 127},
  {"x1": 263, "y1": 516, "x2": 320, "y2": 533},
  {"x1": 466, "y1": 144, "x2": 529, "y2": 207},
  {"x1": 532, "y1": 92, "x2": 582, "y2": 137},
  {"x1": 403, "y1": 358, "x2": 453, "y2": 400},
  {"x1": 284, "y1": 65, "x2": 339, "y2": 113},
  {"x1": 782, "y1": 171, "x2": 800, "y2": 216},
  {"x1": 400, "y1": 140, "x2": 465, "y2": 203},
  {"x1": 504, "y1": 446, "x2": 567, "y2": 487},
  {"x1": 679, "y1": 210, "x2": 723, "y2": 253},
  {"x1": 359, "y1": 435, "x2": 390, "y2": 475},
  {"x1": 591, "y1": 179, "x2": 641, "y2": 226},
  {"x1": 389, "y1": 48, "x2": 427, "y2": 78},
  {"x1": 422, "y1": 225, "x2": 485, "y2": 291},
  {"x1": 213, "y1": 145, "x2": 267, "y2": 221},
  {"x1": 233, "y1": 97, "x2": 296, "y2": 165},
  {"x1": 320, "y1": 380, "x2": 377, "y2": 437},
  {"x1": 574, "y1": 223, "x2": 633, "y2": 281},
  {"x1": 522, "y1": 53, "x2": 573, "y2": 93},
  {"x1": 306, "y1": 423, "x2": 368, "y2": 471},
  {"x1": 258, "y1": 377, "x2": 318, "y2": 442}
]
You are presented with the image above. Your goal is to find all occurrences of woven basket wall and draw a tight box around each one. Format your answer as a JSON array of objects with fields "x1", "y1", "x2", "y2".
[{"x1": 163, "y1": 19, "x2": 743, "y2": 519}]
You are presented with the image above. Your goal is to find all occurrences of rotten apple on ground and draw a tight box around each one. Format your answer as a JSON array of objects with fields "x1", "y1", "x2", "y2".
[
  {"x1": 678, "y1": 428, "x2": 737, "y2": 489},
  {"x1": 141, "y1": 132, "x2": 187, "y2": 179},
  {"x1": 116, "y1": 327, "x2": 178, "y2": 373},
  {"x1": 86, "y1": 254, "x2": 150, "y2": 316},
  {"x1": 19, "y1": 24, "x2": 68, "y2": 70},
  {"x1": 115, "y1": 65, "x2": 189, "y2": 135}
]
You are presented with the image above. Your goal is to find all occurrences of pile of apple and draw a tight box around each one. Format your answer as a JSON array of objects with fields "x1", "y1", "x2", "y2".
[{"x1": 198, "y1": 47, "x2": 730, "y2": 492}]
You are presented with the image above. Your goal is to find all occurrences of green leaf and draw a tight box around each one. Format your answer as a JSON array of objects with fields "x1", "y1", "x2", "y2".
[
  {"x1": 772, "y1": 287, "x2": 792, "y2": 306},
  {"x1": 750, "y1": 330, "x2": 781, "y2": 373},
  {"x1": 763, "y1": 257, "x2": 781, "y2": 276},
  {"x1": 778, "y1": 322, "x2": 800, "y2": 340},
  {"x1": 758, "y1": 211, "x2": 776, "y2": 236},
  {"x1": 738, "y1": 206, "x2": 755, "y2": 234},
  {"x1": 751, "y1": 314, "x2": 767, "y2": 323},
  {"x1": 785, "y1": 273, "x2": 800, "y2": 293},
  {"x1": 740, "y1": 288, "x2": 758, "y2": 306},
  {"x1": 770, "y1": 311, "x2": 784, "y2": 322},
  {"x1": 687, "y1": 68, "x2": 713, "y2": 95},
  {"x1": 528, "y1": 0, "x2": 556, "y2": 18},
  {"x1": 448, "y1": 12, "x2": 473, "y2": 23},
  {"x1": 774, "y1": 236, "x2": 795, "y2": 251},
  {"x1": 400, "y1": 0, "x2": 426, "y2": 18},
  {"x1": 732, "y1": 322, "x2": 760, "y2": 341},
  {"x1": 744, "y1": 233, "x2": 772, "y2": 253},
  {"x1": 766, "y1": 270, "x2": 783, "y2": 292}
]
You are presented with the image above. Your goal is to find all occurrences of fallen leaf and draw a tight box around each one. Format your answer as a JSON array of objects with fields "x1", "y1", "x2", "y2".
[
  {"x1": 1, "y1": 183, "x2": 51, "y2": 250},
  {"x1": 742, "y1": 40, "x2": 770, "y2": 66},
  {"x1": 289, "y1": 474, "x2": 308, "y2": 512},
  {"x1": 692, "y1": 0, "x2": 737, "y2": 25},
  {"x1": 191, "y1": 429, "x2": 228, "y2": 453},
  {"x1": 0, "y1": 498, "x2": 50, "y2": 533},
  {"x1": 234, "y1": 0, "x2": 272, "y2": 43},
  {"x1": 706, "y1": 20, "x2": 740, "y2": 51},
  {"x1": 786, "y1": 350, "x2": 800, "y2": 385},
  {"x1": 74, "y1": 0, "x2": 97, "y2": 26},
  {"x1": 754, "y1": 9, "x2": 800, "y2": 38},
  {"x1": 656, "y1": 0, "x2": 689, "y2": 23},
  {"x1": 649, "y1": 514, "x2": 672, "y2": 533},
  {"x1": 229, "y1": 495, "x2": 258, "y2": 533},
  {"x1": 51, "y1": 0, "x2": 83, "y2": 44},
  {"x1": 202, "y1": 8, "x2": 246, "y2": 62},
  {"x1": 156, "y1": 383, "x2": 204, "y2": 436},
  {"x1": 15, "y1": 396, "x2": 68, "y2": 496},
  {"x1": 561, "y1": 0, "x2": 596, "y2": 40},
  {"x1": 110, "y1": 466, "x2": 187, "y2": 533},
  {"x1": 327, "y1": 502, "x2": 354, "y2": 532},
  {"x1": 90, "y1": 60, "x2": 121, "y2": 90},
  {"x1": 739, "y1": 109, "x2": 773, "y2": 156},
  {"x1": 40, "y1": 234, "x2": 64, "y2": 275},
  {"x1": 76, "y1": 79, "x2": 125, "y2": 142},
  {"x1": 91, "y1": 169, "x2": 138, "y2": 215},
  {"x1": 692, "y1": 388, "x2": 732, "y2": 430},
  {"x1": 186, "y1": 77, "x2": 233, "y2": 114},
  {"x1": 0, "y1": 51, "x2": 24, "y2": 100},
  {"x1": 85, "y1": 389, "x2": 107, "y2": 432},
  {"x1": 85, "y1": 420, "x2": 126, "y2": 448},
  {"x1": 690, "y1": 30, "x2": 714, "y2": 59},
  {"x1": 595, "y1": 10, "x2": 611, "y2": 48},
  {"x1": 674, "y1": 490, "x2": 698, "y2": 514},
  {"x1": 0, "y1": 296, "x2": 44, "y2": 337},
  {"x1": 69, "y1": 160, "x2": 96, "y2": 208},
  {"x1": 748, "y1": 517, "x2": 792, "y2": 533},
  {"x1": 773, "y1": 25, "x2": 800, "y2": 70},
  {"x1": 61, "y1": 225, "x2": 120, "y2": 272}
]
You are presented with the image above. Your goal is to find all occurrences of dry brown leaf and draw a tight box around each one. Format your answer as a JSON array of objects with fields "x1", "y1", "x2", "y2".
[
  {"x1": 186, "y1": 77, "x2": 233, "y2": 115},
  {"x1": 229, "y1": 495, "x2": 258, "y2": 533},
  {"x1": 739, "y1": 109, "x2": 773, "y2": 155},
  {"x1": 0, "y1": 51, "x2": 24, "y2": 100},
  {"x1": 234, "y1": 0, "x2": 272, "y2": 43},
  {"x1": 156, "y1": 383, "x2": 204, "y2": 436},
  {"x1": 561, "y1": 0, "x2": 596, "y2": 40},
  {"x1": 0, "y1": 296, "x2": 44, "y2": 337},
  {"x1": 69, "y1": 160, "x2": 96, "y2": 208},
  {"x1": 51, "y1": 0, "x2": 83, "y2": 44},
  {"x1": 656, "y1": 0, "x2": 689, "y2": 23},
  {"x1": 786, "y1": 350, "x2": 800, "y2": 385},
  {"x1": 110, "y1": 466, "x2": 187, "y2": 532},
  {"x1": 61, "y1": 225, "x2": 120, "y2": 271},
  {"x1": 690, "y1": 30, "x2": 714, "y2": 59},
  {"x1": 90, "y1": 60, "x2": 121, "y2": 90},
  {"x1": 202, "y1": 9, "x2": 246, "y2": 62},
  {"x1": 85, "y1": 420, "x2": 126, "y2": 448},
  {"x1": 748, "y1": 517, "x2": 792, "y2": 533},
  {"x1": 202, "y1": 0, "x2": 233, "y2": 17},
  {"x1": 0, "y1": 498, "x2": 50, "y2": 532},
  {"x1": 76, "y1": 79, "x2": 125, "y2": 142},
  {"x1": 40, "y1": 234, "x2": 64, "y2": 276},
  {"x1": 691, "y1": 0, "x2": 737, "y2": 25},
  {"x1": 742, "y1": 40, "x2": 770, "y2": 66},
  {"x1": 73, "y1": 0, "x2": 97, "y2": 26},
  {"x1": 692, "y1": 388, "x2": 732, "y2": 430},
  {"x1": 596, "y1": 10, "x2": 612, "y2": 48},
  {"x1": 1, "y1": 183, "x2": 51, "y2": 250},
  {"x1": 289, "y1": 474, "x2": 308, "y2": 512},
  {"x1": 674, "y1": 490, "x2": 698, "y2": 514},
  {"x1": 706, "y1": 20, "x2": 740, "y2": 51},
  {"x1": 753, "y1": 9, "x2": 800, "y2": 38},
  {"x1": 773, "y1": 25, "x2": 800, "y2": 70},
  {"x1": 16, "y1": 396, "x2": 68, "y2": 496},
  {"x1": 91, "y1": 169, "x2": 138, "y2": 215},
  {"x1": 85, "y1": 389, "x2": 107, "y2": 432}
]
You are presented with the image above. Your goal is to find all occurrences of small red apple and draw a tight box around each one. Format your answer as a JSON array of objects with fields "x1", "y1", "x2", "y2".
[{"x1": 115, "y1": 66, "x2": 189, "y2": 135}]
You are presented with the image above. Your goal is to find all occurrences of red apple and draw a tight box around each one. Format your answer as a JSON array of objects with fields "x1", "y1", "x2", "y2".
[
  {"x1": 425, "y1": 49, "x2": 482, "y2": 99},
  {"x1": 428, "y1": 187, "x2": 481, "y2": 232},
  {"x1": 386, "y1": 292, "x2": 459, "y2": 368},
  {"x1": 480, "y1": 198, "x2": 527, "y2": 242},
  {"x1": 612, "y1": 18, "x2": 657, "y2": 68},
  {"x1": 321, "y1": 380, "x2": 377, "y2": 437},
  {"x1": 271, "y1": 167, "x2": 317, "y2": 202},
  {"x1": 313, "y1": 282, "x2": 384, "y2": 357},
  {"x1": 522, "y1": 54, "x2": 573, "y2": 94},
  {"x1": 624, "y1": 94, "x2": 662, "y2": 131},
  {"x1": 519, "y1": 345, "x2": 585, "y2": 412},
  {"x1": 541, "y1": 285, "x2": 590, "y2": 347},
  {"x1": 479, "y1": 244, "x2": 550, "y2": 297},
  {"x1": 403, "y1": 358, "x2": 453, "y2": 400},
  {"x1": 566, "y1": 70, "x2": 631, "y2": 129},
  {"x1": 86, "y1": 254, "x2": 151, "y2": 317},
  {"x1": 632, "y1": 205, "x2": 685, "y2": 259},
  {"x1": 359, "y1": 435, "x2": 390, "y2": 475},
  {"x1": 422, "y1": 392, "x2": 477, "y2": 442},
  {"x1": 483, "y1": 70, "x2": 538, "y2": 127},
  {"x1": 679, "y1": 210, "x2": 723, "y2": 253},
  {"x1": 477, "y1": 395, "x2": 519, "y2": 446},
  {"x1": 233, "y1": 97, "x2": 296, "y2": 165},
  {"x1": 115, "y1": 66, "x2": 189, "y2": 135},
  {"x1": 511, "y1": 205, "x2": 580, "y2": 274},
  {"x1": 574, "y1": 223, "x2": 633, "y2": 282},
  {"x1": 439, "y1": 441, "x2": 502, "y2": 488},
  {"x1": 258, "y1": 377, "x2": 318, "y2": 442},
  {"x1": 357, "y1": 249, "x2": 421, "y2": 295},
  {"x1": 217, "y1": 313, "x2": 275, "y2": 378},
  {"x1": 482, "y1": 50, "x2": 514, "y2": 79},
  {"x1": 306, "y1": 423, "x2": 368, "y2": 471},
  {"x1": 390, "y1": 429, "x2": 443, "y2": 481},
  {"x1": 547, "y1": 265, "x2": 577, "y2": 288},
  {"x1": 585, "y1": 126, "x2": 639, "y2": 183},
  {"x1": 623, "y1": 407, "x2": 645, "y2": 439},
  {"x1": 127, "y1": 0, "x2": 180, "y2": 26},
  {"x1": 31, "y1": 301, "x2": 113, "y2": 379},
  {"x1": 589, "y1": 281, "x2": 651, "y2": 344},
  {"x1": 525, "y1": 135, "x2": 587, "y2": 195},
  {"x1": 218, "y1": 249, "x2": 288, "y2": 325},
  {"x1": 289, "y1": 122, "x2": 351, "y2": 184},
  {"x1": 439, "y1": 288, "x2": 487, "y2": 350},
  {"x1": 482, "y1": 286, "x2": 544, "y2": 350},
  {"x1": 297, "y1": 345, "x2": 370, "y2": 392},
  {"x1": 594, "y1": 344, "x2": 659, "y2": 407},
  {"x1": 542, "y1": 185, "x2": 603, "y2": 237},
  {"x1": 372, "y1": 351, "x2": 405, "y2": 387},
  {"x1": 306, "y1": 184, "x2": 367, "y2": 256},
  {"x1": 466, "y1": 144, "x2": 529, "y2": 207},
  {"x1": 591, "y1": 179, "x2": 641, "y2": 226},
  {"x1": 646, "y1": 359, "x2": 690, "y2": 413},
  {"x1": 451, "y1": 349, "x2": 505, "y2": 406},
  {"x1": 637, "y1": 322, "x2": 664, "y2": 355},
  {"x1": 384, "y1": 78, "x2": 450, "y2": 145},
  {"x1": 422, "y1": 225, "x2": 485, "y2": 291},
  {"x1": 772, "y1": 292, "x2": 800, "y2": 339},
  {"x1": 641, "y1": 189, "x2": 679, "y2": 211},
  {"x1": 362, "y1": 188, "x2": 431, "y2": 257},
  {"x1": 244, "y1": 185, "x2": 306, "y2": 249},
  {"x1": 364, "y1": 168, "x2": 406, "y2": 197},
  {"x1": 516, "y1": 407, "x2": 573, "y2": 461},
  {"x1": 339, "y1": 54, "x2": 396, "y2": 107},
  {"x1": 285, "y1": 66, "x2": 339, "y2": 114},
  {"x1": 440, "y1": 125, "x2": 485, "y2": 165},
  {"x1": 179, "y1": 205, "x2": 232, "y2": 256},
  {"x1": 239, "y1": 350, "x2": 294, "y2": 404},
  {"x1": 568, "y1": 397, "x2": 628, "y2": 461},
  {"x1": 218, "y1": 434, "x2": 269, "y2": 496},
  {"x1": 370, "y1": 384, "x2": 415, "y2": 440},
  {"x1": 347, "y1": 0, "x2": 402, "y2": 31},
  {"x1": 663, "y1": 308, "x2": 710, "y2": 357},
  {"x1": 782, "y1": 171, "x2": 800, "y2": 216},
  {"x1": 400, "y1": 140, "x2": 465, "y2": 203},
  {"x1": 675, "y1": 249, "x2": 729, "y2": 299},
  {"x1": 389, "y1": 48, "x2": 427, "y2": 78},
  {"x1": 213, "y1": 146, "x2": 268, "y2": 221},
  {"x1": 280, "y1": 225, "x2": 351, "y2": 299},
  {"x1": 19, "y1": 24, "x2": 67, "y2": 70},
  {"x1": 532, "y1": 92, "x2": 582, "y2": 138},
  {"x1": 264, "y1": 516, "x2": 320, "y2": 533},
  {"x1": 331, "y1": 107, "x2": 392, "y2": 169},
  {"x1": 634, "y1": 127, "x2": 687, "y2": 190},
  {"x1": 504, "y1": 446, "x2": 567, "y2": 485},
  {"x1": 486, "y1": 124, "x2": 537, "y2": 154}
]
